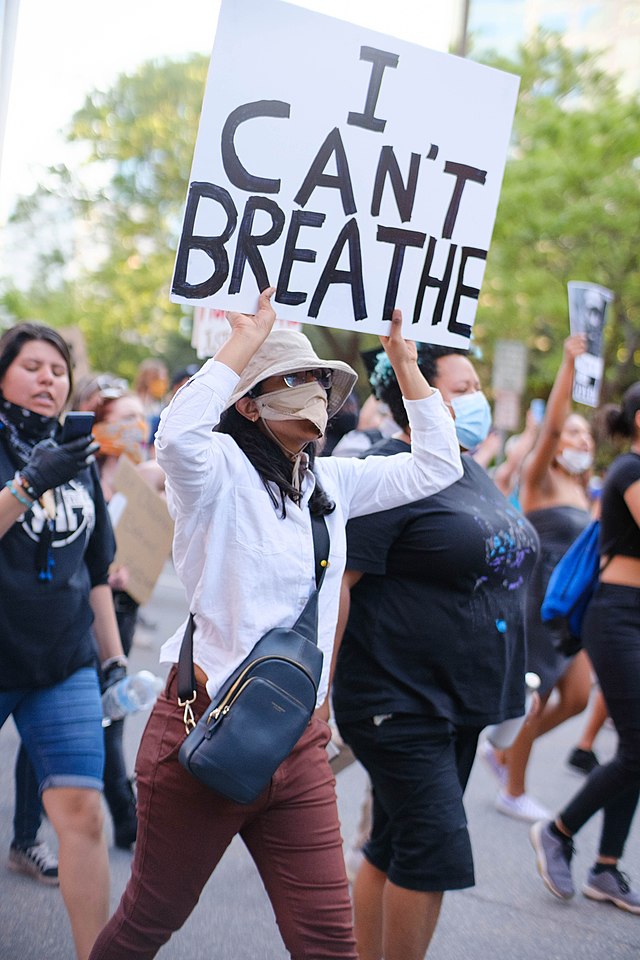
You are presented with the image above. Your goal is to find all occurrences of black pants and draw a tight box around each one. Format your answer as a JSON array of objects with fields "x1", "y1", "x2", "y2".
[{"x1": 560, "y1": 583, "x2": 640, "y2": 859}]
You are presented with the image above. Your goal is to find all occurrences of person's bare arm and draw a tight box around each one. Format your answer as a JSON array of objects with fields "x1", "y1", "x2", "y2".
[
  {"x1": 379, "y1": 310, "x2": 435, "y2": 400},
  {"x1": 0, "y1": 486, "x2": 33, "y2": 539},
  {"x1": 90, "y1": 583, "x2": 125, "y2": 663},
  {"x1": 521, "y1": 334, "x2": 586, "y2": 494},
  {"x1": 215, "y1": 287, "x2": 276, "y2": 375}
]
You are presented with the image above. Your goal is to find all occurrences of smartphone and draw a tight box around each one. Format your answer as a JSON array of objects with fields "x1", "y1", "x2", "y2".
[{"x1": 60, "y1": 411, "x2": 95, "y2": 443}]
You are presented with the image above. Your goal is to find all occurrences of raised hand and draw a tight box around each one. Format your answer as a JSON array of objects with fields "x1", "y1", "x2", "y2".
[
  {"x1": 563, "y1": 333, "x2": 588, "y2": 364},
  {"x1": 379, "y1": 309, "x2": 418, "y2": 371},
  {"x1": 225, "y1": 286, "x2": 276, "y2": 341},
  {"x1": 379, "y1": 309, "x2": 434, "y2": 401},
  {"x1": 217, "y1": 287, "x2": 277, "y2": 376}
]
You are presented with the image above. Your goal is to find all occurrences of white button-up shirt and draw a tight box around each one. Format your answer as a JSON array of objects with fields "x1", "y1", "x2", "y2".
[{"x1": 155, "y1": 359, "x2": 462, "y2": 705}]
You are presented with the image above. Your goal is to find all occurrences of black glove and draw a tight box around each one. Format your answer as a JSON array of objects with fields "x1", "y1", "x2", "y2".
[
  {"x1": 100, "y1": 658, "x2": 128, "y2": 696},
  {"x1": 21, "y1": 436, "x2": 99, "y2": 498}
]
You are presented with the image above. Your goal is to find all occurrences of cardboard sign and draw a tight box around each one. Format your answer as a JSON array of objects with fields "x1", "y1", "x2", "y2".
[
  {"x1": 568, "y1": 281, "x2": 614, "y2": 407},
  {"x1": 492, "y1": 339, "x2": 528, "y2": 394},
  {"x1": 170, "y1": 0, "x2": 519, "y2": 347},
  {"x1": 109, "y1": 456, "x2": 174, "y2": 606}
]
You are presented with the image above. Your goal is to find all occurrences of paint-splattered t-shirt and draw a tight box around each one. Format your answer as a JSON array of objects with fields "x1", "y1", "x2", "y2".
[{"x1": 333, "y1": 445, "x2": 539, "y2": 727}]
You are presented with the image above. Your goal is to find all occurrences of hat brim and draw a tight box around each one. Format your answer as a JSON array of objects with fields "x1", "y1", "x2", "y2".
[{"x1": 224, "y1": 331, "x2": 358, "y2": 418}]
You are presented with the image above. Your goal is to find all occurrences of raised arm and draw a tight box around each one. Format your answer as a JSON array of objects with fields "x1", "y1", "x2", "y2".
[
  {"x1": 521, "y1": 334, "x2": 586, "y2": 493},
  {"x1": 379, "y1": 309, "x2": 435, "y2": 400},
  {"x1": 155, "y1": 288, "x2": 276, "y2": 504},
  {"x1": 215, "y1": 286, "x2": 276, "y2": 373},
  {"x1": 328, "y1": 317, "x2": 462, "y2": 517}
]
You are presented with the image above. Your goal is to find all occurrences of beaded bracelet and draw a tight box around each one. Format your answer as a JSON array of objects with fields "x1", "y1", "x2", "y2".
[
  {"x1": 14, "y1": 472, "x2": 38, "y2": 502},
  {"x1": 4, "y1": 480, "x2": 33, "y2": 509}
]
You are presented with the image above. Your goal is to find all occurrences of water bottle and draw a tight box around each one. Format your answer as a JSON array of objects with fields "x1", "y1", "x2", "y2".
[
  {"x1": 485, "y1": 672, "x2": 541, "y2": 750},
  {"x1": 102, "y1": 670, "x2": 164, "y2": 727}
]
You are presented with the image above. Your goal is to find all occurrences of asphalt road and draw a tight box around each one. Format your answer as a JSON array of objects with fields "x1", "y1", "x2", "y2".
[{"x1": 1, "y1": 562, "x2": 639, "y2": 959}]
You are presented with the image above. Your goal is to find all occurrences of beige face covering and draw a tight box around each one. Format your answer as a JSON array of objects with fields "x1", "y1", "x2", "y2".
[
  {"x1": 252, "y1": 382, "x2": 329, "y2": 437},
  {"x1": 251, "y1": 382, "x2": 328, "y2": 492}
]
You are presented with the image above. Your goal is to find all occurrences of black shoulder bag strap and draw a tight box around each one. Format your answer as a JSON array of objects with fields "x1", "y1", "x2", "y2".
[{"x1": 177, "y1": 512, "x2": 330, "y2": 707}]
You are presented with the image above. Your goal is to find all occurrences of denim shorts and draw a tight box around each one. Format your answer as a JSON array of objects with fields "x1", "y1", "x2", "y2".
[
  {"x1": 0, "y1": 667, "x2": 105, "y2": 793},
  {"x1": 339, "y1": 714, "x2": 478, "y2": 892}
]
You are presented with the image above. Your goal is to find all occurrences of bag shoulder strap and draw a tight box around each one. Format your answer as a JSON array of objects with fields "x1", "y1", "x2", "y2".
[{"x1": 177, "y1": 513, "x2": 330, "y2": 703}]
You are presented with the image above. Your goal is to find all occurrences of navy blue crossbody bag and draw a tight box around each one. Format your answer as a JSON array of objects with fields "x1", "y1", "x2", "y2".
[{"x1": 177, "y1": 514, "x2": 329, "y2": 804}]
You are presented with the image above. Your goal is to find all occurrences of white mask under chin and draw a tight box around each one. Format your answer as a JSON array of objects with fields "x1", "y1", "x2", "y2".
[
  {"x1": 557, "y1": 448, "x2": 594, "y2": 474},
  {"x1": 252, "y1": 382, "x2": 329, "y2": 437}
]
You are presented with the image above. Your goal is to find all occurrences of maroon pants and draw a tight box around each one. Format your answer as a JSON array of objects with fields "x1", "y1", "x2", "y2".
[{"x1": 89, "y1": 668, "x2": 357, "y2": 959}]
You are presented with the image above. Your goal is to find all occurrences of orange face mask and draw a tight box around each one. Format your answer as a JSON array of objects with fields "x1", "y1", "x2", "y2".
[
  {"x1": 148, "y1": 376, "x2": 168, "y2": 400},
  {"x1": 93, "y1": 417, "x2": 148, "y2": 464}
]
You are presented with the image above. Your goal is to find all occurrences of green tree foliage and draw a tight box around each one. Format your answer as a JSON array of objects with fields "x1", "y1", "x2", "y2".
[
  {"x1": 2, "y1": 55, "x2": 209, "y2": 379},
  {"x1": 475, "y1": 32, "x2": 640, "y2": 403}
]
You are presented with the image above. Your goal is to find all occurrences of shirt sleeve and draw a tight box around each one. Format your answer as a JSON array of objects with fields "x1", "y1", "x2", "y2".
[
  {"x1": 611, "y1": 455, "x2": 640, "y2": 497},
  {"x1": 84, "y1": 467, "x2": 116, "y2": 587},
  {"x1": 155, "y1": 360, "x2": 240, "y2": 509},
  {"x1": 345, "y1": 505, "x2": 405, "y2": 575},
  {"x1": 327, "y1": 390, "x2": 462, "y2": 519}
]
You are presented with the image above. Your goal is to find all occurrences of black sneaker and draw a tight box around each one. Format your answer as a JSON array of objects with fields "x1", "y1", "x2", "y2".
[
  {"x1": 567, "y1": 748, "x2": 599, "y2": 775},
  {"x1": 8, "y1": 842, "x2": 59, "y2": 886}
]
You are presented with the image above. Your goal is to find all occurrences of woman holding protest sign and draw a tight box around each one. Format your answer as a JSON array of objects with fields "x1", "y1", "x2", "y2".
[
  {"x1": 531, "y1": 381, "x2": 640, "y2": 911},
  {"x1": 482, "y1": 334, "x2": 595, "y2": 821},
  {"x1": 89, "y1": 288, "x2": 463, "y2": 960},
  {"x1": 0, "y1": 322, "x2": 126, "y2": 960}
]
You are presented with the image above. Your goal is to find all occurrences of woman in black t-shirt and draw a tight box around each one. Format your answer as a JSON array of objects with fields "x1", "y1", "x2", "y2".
[
  {"x1": 531, "y1": 382, "x2": 640, "y2": 912},
  {"x1": 0, "y1": 323, "x2": 126, "y2": 959},
  {"x1": 333, "y1": 345, "x2": 539, "y2": 960}
]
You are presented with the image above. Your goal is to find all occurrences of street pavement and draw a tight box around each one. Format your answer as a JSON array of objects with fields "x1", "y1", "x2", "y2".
[{"x1": 1, "y1": 561, "x2": 639, "y2": 959}]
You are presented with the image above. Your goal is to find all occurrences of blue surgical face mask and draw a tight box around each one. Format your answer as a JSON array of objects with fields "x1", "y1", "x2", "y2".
[{"x1": 450, "y1": 391, "x2": 492, "y2": 449}]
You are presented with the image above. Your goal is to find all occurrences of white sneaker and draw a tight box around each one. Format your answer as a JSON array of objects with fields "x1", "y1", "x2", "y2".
[
  {"x1": 478, "y1": 738, "x2": 507, "y2": 787},
  {"x1": 495, "y1": 790, "x2": 552, "y2": 823}
]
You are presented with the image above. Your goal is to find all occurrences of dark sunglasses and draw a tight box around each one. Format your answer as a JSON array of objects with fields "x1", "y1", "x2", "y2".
[{"x1": 282, "y1": 368, "x2": 333, "y2": 390}]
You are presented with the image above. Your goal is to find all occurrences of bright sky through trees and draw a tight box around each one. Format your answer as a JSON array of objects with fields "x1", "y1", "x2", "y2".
[{"x1": 0, "y1": 0, "x2": 454, "y2": 221}]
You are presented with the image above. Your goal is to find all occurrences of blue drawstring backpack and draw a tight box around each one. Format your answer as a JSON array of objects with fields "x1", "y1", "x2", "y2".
[{"x1": 541, "y1": 520, "x2": 602, "y2": 656}]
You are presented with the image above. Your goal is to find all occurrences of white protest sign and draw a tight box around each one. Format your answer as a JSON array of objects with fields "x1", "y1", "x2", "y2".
[
  {"x1": 170, "y1": 0, "x2": 519, "y2": 347},
  {"x1": 568, "y1": 281, "x2": 614, "y2": 407},
  {"x1": 191, "y1": 306, "x2": 301, "y2": 358}
]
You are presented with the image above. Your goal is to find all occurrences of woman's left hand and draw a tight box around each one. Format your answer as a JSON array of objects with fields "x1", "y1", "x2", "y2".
[
  {"x1": 109, "y1": 565, "x2": 130, "y2": 592},
  {"x1": 379, "y1": 309, "x2": 434, "y2": 401},
  {"x1": 379, "y1": 309, "x2": 418, "y2": 371}
]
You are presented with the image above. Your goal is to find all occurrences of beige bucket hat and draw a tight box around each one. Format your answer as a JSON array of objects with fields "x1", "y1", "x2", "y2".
[{"x1": 225, "y1": 329, "x2": 358, "y2": 418}]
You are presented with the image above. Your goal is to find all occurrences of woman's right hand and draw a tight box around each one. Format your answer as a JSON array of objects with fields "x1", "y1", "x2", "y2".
[
  {"x1": 217, "y1": 287, "x2": 277, "y2": 376},
  {"x1": 21, "y1": 435, "x2": 99, "y2": 498},
  {"x1": 225, "y1": 286, "x2": 276, "y2": 343}
]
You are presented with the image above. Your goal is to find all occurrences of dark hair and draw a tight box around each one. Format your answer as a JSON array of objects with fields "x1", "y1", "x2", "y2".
[
  {"x1": 216, "y1": 406, "x2": 335, "y2": 518},
  {"x1": 603, "y1": 382, "x2": 640, "y2": 439},
  {"x1": 366, "y1": 344, "x2": 467, "y2": 430},
  {"x1": 0, "y1": 322, "x2": 74, "y2": 401}
]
